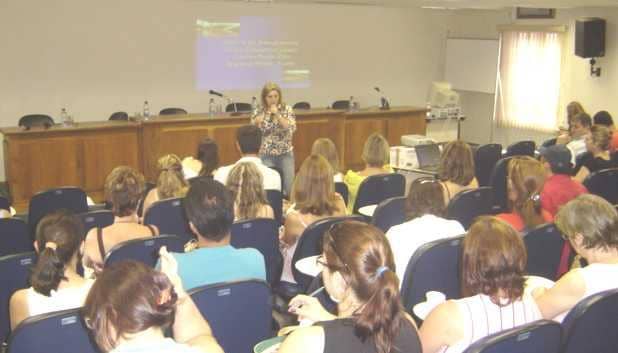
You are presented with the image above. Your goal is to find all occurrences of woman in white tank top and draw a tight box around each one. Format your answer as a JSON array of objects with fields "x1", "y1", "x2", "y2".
[
  {"x1": 419, "y1": 216, "x2": 542, "y2": 353},
  {"x1": 534, "y1": 194, "x2": 618, "y2": 321},
  {"x1": 10, "y1": 211, "x2": 93, "y2": 329}
]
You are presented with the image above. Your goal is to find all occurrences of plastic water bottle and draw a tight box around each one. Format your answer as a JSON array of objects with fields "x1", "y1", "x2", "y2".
[
  {"x1": 209, "y1": 98, "x2": 215, "y2": 117},
  {"x1": 60, "y1": 108, "x2": 71, "y2": 126},
  {"x1": 349, "y1": 96, "x2": 355, "y2": 111},
  {"x1": 143, "y1": 101, "x2": 150, "y2": 120},
  {"x1": 425, "y1": 102, "x2": 432, "y2": 119},
  {"x1": 251, "y1": 96, "x2": 258, "y2": 111}
]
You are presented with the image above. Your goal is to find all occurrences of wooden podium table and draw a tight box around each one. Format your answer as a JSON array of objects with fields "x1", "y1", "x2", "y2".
[{"x1": 2, "y1": 107, "x2": 426, "y2": 210}]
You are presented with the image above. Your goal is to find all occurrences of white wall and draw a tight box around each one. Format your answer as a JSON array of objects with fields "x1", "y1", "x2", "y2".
[
  {"x1": 448, "y1": 7, "x2": 618, "y2": 147},
  {"x1": 0, "y1": 0, "x2": 455, "y2": 181}
]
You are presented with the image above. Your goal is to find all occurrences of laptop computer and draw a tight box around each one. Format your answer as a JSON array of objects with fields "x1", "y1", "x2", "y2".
[{"x1": 415, "y1": 144, "x2": 442, "y2": 172}]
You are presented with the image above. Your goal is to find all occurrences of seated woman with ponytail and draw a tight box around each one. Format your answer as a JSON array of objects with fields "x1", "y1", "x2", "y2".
[
  {"x1": 420, "y1": 216, "x2": 542, "y2": 353},
  {"x1": 279, "y1": 221, "x2": 421, "y2": 353},
  {"x1": 143, "y1": 154, "x2": 190, "y2": 215},
  {"x1": 10, "y1": 211, "x2": 94, "y2": 329},
  {"x1": 497, "y1": 156, "x2": 553, "y2": 232}
]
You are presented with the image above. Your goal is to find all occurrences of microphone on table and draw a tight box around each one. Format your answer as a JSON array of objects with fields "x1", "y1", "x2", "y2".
[
  {"x1": 209, "y1": 90, "x2": 223, "y2": 97},
  {"x1": 374, "y1": 87, "x2": 391, "y2": 110}
]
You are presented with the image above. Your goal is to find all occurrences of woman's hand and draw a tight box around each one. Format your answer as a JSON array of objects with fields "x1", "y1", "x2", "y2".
[
  {"x1": 288, "y1": 294, "x2": 336, "y2": 322},
  {"x1": 269, "y1": 104, "x2": 280, "y2": 115},
  {"x1": 159, "y1": 246, "x2": 187, "y2": 299}
]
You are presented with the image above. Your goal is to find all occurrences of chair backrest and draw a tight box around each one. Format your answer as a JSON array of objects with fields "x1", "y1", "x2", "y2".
[
  {"x1": 503, "y1": 140, "x2": 536, "y2": 158},
  {"x1": 104, "y1": 235, "x2": 187, "y2": 268},
  {"x1": 474, "y1": 143, "x2": 502, "y2": 187},
  {"x1": 265, "y1": 189, "x2": 283, "y2": 225},
  {"x1": 7, "y1": 308, "x2": 98, "y2": 353},
  {"x1": 334, "y1": 182, "x2": 349, "y2": 206},
  {"x1": 225, "y1": 103, "x2": 252, "y2": 112},
  {"x1": 0, "y1": 196, "x2": 11, "y2": 212},
  {"x1": 143, "y1": 197, "x2": 194, "y2": 243},
  {"x1": 561, "y1": 288, "x2": 618, "y2": 353},
  {"x1": 293, "y1": 101, "x2": 311, "y2": 110},
  {"x1": 523, "y1": 223, "x2": 564, "y2": 281},
  {"x1": 446, "y1": 187, "x2": 494, "y2": 230},
  {"x1": 331, "y1": 100, "x2": 350, "y2": 110},
  {"x1": 371, "y1": 196, "x2": 406, "y2": 233},
  {"x1": 489, "y1": 157, "x2": 512, "y2": 213},
  {"x1": 231, "y1": 218, "x2": 282, "y2": 286},
  {"x1": 188, "y1": 279, "x2": 272, "y2": 353},
  {"x1": 353, "y1": 173, "x2": 406, "y2": 214},
  {"x1": 0, "y1": 252, "x2": 36, "y2": 343},
  {"x1": 159, "y1": 107, "x2": 188, "y2": 115},
  {"x1": 292, "y1": 215, "x2": 365, "y2": 291},
  {"x1": 541, "y1": 137, "x2": 557, "y2": 148},
  {"x1": 401, "y1": 236, "x2": 463, "y2": 321},
  {"x1": 18, "y1": 115, "x2": 54, "y2": 129},
  {"x1": 583, "y1": 168, "x2": 618, "y2": 205},
  {"x1": 462, "y1": 319, "x2": 562, "y2": 353},
  {"x1": 77, "y1": 210, "x2": 114, "y2": 237},
  {"x1": 28, "y1": 187, "x2": 88, "y2": 238},
  {"x1": 108, "y1": 111, "x2": 128, "y2": 121},
  {"x1": 0, "y1": 219, "x2": 34, "y2": 257}
]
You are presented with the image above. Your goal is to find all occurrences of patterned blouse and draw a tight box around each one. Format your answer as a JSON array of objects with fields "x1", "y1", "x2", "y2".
[{"x1": 250, "y1": 104, "x2": 296, "y2": 156}]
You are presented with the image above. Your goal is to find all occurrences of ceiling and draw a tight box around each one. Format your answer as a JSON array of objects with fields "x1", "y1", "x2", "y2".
[{"x1": 266, "y1": 0, "x2": 618, "y2": 9}]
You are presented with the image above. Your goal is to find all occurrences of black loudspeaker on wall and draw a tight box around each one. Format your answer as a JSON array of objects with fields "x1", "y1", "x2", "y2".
[{"x1": 575, "y1": 18, "x2": 606, "y2": 58}]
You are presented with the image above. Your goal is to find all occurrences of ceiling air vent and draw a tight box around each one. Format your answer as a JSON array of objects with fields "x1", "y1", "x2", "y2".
[{"x1": 516, "y1": 7, "x2": 556, "y2": 19}]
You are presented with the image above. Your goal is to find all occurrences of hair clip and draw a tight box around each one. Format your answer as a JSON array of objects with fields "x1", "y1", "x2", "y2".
[
  {"x1": 375, "y1": 266, "x2": 390, "y2": 278},
  {"x1": 45, "y1": 242, "x2": 58, "y2": 251}
]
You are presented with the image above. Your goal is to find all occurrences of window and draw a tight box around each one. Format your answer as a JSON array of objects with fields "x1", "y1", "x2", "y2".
[{"x1": 495, "y1": 29, "x2": 563, "y2": 131}]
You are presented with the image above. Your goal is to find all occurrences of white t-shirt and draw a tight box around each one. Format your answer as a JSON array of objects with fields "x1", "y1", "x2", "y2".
[
  {"x1": 566, "y1": 138, "x2": 587, "y2": 165},
  {"x1": 214, "y1": 156, "x2": 281, "y2": 191},
  {"x1": 386, "y1": 214, "x2": 465, "y2": 285},
  {"x1": 26, "y1": 280, "x2": 94, "y2": 317}
]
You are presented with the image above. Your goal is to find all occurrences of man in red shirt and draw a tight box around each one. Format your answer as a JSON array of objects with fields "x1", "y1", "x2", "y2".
[
  {"x1": 539, "y1": 145, "x2": 588, "y2": 277},
  {"x1": 540, "y1": 145, "x2": 588, "y2": 217}
]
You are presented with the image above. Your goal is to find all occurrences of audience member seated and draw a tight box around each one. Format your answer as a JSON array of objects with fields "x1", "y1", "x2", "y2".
[
  {"x1": 534, "y1": 194, "x2": 618, "y2": 321},
  {"x1": 557, "y1": 101, "x2": 587, "y2": 143},
  {"x1": 420, "y1": 216, "x2": 542, "y2": 353},
  {"x1": 83, "y1": 167, "x2": 159, "y2": 275},
  {"x1": 344, "y1": 133, "x2": 392, "y2": 213},
  {"x1": 540, "y1": 145, "x2": 588, "y2": 217},
  {"x1": 143, "y1": 154, "x2": 189, "y2": 215},
  {"x1": 497, "y1": 157, "x2": 553, "y2": 232},
  {"x1": 561, "y1": 112, "x2": 592, "y2": 165},
  {"x1": 183, "y1": 137, "x2": 220, "y2": 179},
  {"x1": 214, "y1": 125, "x2": 281, "y2": 191},
  {"x1": 311, "y1": 138, "x2": 343, "y2": 182},
  {"x1": 280, "y1": 221, "x2": 422, "y2": 353},
  {"x1": 83, "y1": 256, "x2": 223, "y2": 353},
  {"x1": 226, "y1": 162, "x2": 274, "y2": 221},
  {"x1": 280, "y1": 155, "x2": 346, "y2": 283},
  {"x1": 438, "y1": 140, "x2": 479, "y2": 204},
  {"x1": 10, "y1": 211, "x2": 93, "y2": 329},
  {"x1": 592, "y1": 110, "x2": 618, "y2": 152},
  {"x1": 574, "y1": 125, "x2": 618, "y2": 182},
  {"x1": 385, "y1": 177, "x2": 464, "y2": 283},
  {"x1": 169, "y1": 178, "x2": 265, "y2": 290}
]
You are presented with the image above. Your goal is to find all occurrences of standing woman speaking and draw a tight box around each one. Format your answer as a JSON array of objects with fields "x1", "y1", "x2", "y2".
[{"x1": 251, "y1": 82, "x2": 296, "y2": 197}]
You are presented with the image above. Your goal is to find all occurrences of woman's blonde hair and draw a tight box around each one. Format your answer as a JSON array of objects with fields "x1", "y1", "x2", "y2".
[
  {"x1": 438, "y1": 140, "x2": 475, "y2": 186},
  {"x1": 362, "y1": 133, "x2": 390, "y2": 168},
  {"x1": 156, "y1": 154, "x2": 188, "y2": 199},
  {"x1": 589, "y1": 125, "x2": 611, "y2": 152},
  {"x1": 567, "y1": 101, "x2": 586, "y2": 122},
  {"x1": 226, "y1": 162, "x2": 269, "y2": 220},
  {"x1": 508, "y1": 156, "x2": 546, "y2": 229},
  {"x1": 260, "y1": 82, "x2": 283, "y2": 109},
  {"x1": 292, "y1": 154, "x2": 339, "y2": 216},
  {"x1": 311, "y1": 138, "x2": 340, "y2": 174}
]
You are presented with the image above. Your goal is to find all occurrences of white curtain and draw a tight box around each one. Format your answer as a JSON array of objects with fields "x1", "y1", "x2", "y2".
[{"x1": 495, "y1": 30, "x2": 562, "y2": 131}]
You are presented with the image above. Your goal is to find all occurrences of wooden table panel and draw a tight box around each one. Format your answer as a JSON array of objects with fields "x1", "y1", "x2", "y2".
[{"x1": 1, "y1": 107, "x2": 426, "y2": 210}]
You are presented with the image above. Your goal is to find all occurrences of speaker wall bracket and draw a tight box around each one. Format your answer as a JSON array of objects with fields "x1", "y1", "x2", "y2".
[{"x1": 590, "y1": 58, "x2": 601, "y2": 77}]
